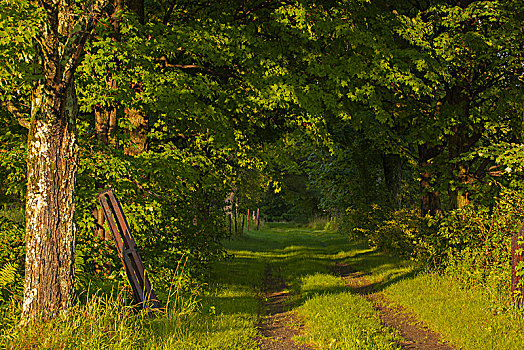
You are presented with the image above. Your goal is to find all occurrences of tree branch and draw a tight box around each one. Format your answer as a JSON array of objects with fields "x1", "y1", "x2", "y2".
[
  {"x1": 163, "y1": 0, "x2": 177, "y2": 24},
  {"x1": 156, "y1": 56, "x2": 240, "y2": 79},
  {"x1": 0, "y1": 95, "x2": 29, "y2": 129}
]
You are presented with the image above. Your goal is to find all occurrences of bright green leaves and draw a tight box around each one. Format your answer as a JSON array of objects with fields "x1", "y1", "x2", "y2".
[{"x1": 0, "y1": 0, "x2": 43, "y2": 117}]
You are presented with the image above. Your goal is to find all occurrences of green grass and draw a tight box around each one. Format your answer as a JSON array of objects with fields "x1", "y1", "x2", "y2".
[
  {"x1": 0, "y1": 223, "x2": 404, "y2": 349},
  {"x1": 229, "y1": 223, "x2": 524, "y2": 350},
  {"x1": 296, "y1": 293, "x2": 400, "y2": 350},
  {"x1": 1, "y1": 277, "x2": 260, "y2": 350},
  {"x1": 385, "y1": 272, "x2": 524, "y2": 350},
  {"x1": 6, "y1": 222, "x2": 522, "y2": 350},
  {"x1": 221, "y1": 224, "x2": 402, "y2": 349}
]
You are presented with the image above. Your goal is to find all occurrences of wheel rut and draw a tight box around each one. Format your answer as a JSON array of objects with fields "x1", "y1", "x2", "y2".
[
  {"x1": 257, "y1": 264, "x2": 313, "y2": 350},
  {"x1": 331, "y1": 263, "x2": 455, "y2": 350}
]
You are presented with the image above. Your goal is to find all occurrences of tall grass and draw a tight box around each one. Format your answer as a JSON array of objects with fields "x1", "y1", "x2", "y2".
[
  {"x1": 2, "y1": 289, "x2": 150, "y2": 349},
  {"x1": 0, "y1": 252, "x2": 259, "y2": 349},
  {"x1": 0, "y1": 255, "x2": 199, "y2": 349},
  {"x1": 306, "y1": 216, "x2": 338, "y2": 231}
]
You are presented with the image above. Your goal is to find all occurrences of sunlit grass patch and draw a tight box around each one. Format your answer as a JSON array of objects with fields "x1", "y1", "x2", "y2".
[
  {"x1": 385, "y1": 273, "x2": 524, "y2": 350},
  {"x1": 296, "y1": 292, "x2": 401, "y2": 350},
  {"x1": 148, "y1": 312, "x2": 259, "y2": 350},
  {"x1": 0, "y1": 222, "x2": 449, "y2": 350}
]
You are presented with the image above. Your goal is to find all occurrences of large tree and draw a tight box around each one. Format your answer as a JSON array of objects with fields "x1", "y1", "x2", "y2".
[{"x1": 0, "y1": 0, "x2": 110, "y2": 324}]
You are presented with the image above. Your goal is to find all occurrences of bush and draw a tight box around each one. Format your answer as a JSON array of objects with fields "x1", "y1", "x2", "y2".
[
  {"x1": 368, "y1": 208, "x2": 439, "y2": 262},
  {"x1": 437, "y1": 190, "x2": 524, "y2": 297},
  {"x1": 306, "y1": 216, "x2": 338, "y2": 231},
  {"x1": 340, "y1": 204, "x2": 388, "y2": 240}
]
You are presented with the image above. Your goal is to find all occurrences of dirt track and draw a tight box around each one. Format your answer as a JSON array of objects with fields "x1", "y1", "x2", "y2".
[
  {"x1": 332, "y1": 262, "x2": 455, "y2": 350},
  {"x1": 258, "y1": 264, "x2": 313, "y2": 350}
]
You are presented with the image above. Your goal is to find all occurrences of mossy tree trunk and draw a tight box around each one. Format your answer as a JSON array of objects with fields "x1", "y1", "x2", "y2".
[{"x1": 22, "y1": 0, "x2": 107, "y2": 325}]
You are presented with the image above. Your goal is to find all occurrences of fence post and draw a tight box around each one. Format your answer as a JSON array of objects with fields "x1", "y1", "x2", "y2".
[
  {"x1": 512, "y1": 222, "x2": 524, "y2": 306},
  {"x1": 256, "y1": 208, "x2": 260, "y2": 230},
  {"x1": 97, "y1": 189, "x2": 160, "y2": 310}
]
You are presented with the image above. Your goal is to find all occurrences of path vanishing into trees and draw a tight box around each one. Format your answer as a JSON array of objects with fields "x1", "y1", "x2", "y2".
[{"x1": 212, "y1": 223, "x2": 455, "y2": 350}]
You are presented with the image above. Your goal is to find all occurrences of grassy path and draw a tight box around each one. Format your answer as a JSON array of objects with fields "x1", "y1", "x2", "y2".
[
  {"x1": 8, "y1": 224, "x2": 524, "y2": 350},
  {"x1": 205, "y1": 223, "x2": 410, "y2": 349},
  {"x1": 9, "y1": 223, "x2": 524, "y2": 349},
  {"x1": 205, "y1": 223, "x2": 524, "y2": 350}
]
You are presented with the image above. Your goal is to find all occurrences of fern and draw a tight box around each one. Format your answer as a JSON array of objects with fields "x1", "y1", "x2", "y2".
[
  {"x1": 75, "y1": 249, "x2": 90, "y2": 290},
  {"x1": 0, "y1": 263, "x2": 17, "y2": 287}
]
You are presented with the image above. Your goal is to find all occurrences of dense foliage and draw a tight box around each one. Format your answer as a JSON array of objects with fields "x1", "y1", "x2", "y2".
[{"x1": 0, "y1": 0, "x2": 523, "y2": 323}]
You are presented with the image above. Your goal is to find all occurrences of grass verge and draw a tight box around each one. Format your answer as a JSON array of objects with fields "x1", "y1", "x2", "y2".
[
  {"x1": 385, "y1": 272, "x2": 524, "y2": 350},
  {"x1": 296, "y1": 292, "x2": 400, "y2": 350}
]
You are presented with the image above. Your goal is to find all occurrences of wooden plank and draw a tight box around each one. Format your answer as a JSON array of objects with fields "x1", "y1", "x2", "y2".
[{"x1": 97, "y1": 189, "x2": 160, "y2": 310}]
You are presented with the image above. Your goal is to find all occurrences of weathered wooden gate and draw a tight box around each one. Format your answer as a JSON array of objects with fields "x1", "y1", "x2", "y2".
[{"x1": 97, "y1": 188, "x2": 160, "y2": 310}]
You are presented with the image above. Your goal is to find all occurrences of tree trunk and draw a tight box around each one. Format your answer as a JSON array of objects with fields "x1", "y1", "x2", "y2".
[
  {"x1": 234, "y1": 199, "x2": 238, "y2": 234},
  {"x1": 22, "y1": 0, "x2": 105, "y2": 325},
  {"x1": 24, "y1": 84, "x2": 78, "y2": 324},
  {"x1": 94, "y1": 102, "x2": 117, "y2": 145},
  {"x1": 447, "y1": 129, "x2": 472, "y2": 210},
  {"x1": 352, "y1": 137, "x2": 374, "y2": 206},
  {"x1": 382, "y1": 153, "x2": 402, "y2": 208},
  {"x1": 418, "y1": 144, "x2": 442, "y2": 216},
  {"x1": 124, "y1": 107, "x2": 148, "y2": 155},
  {"x1": 92, "y1": 0, "x2": 122, "y2": 240},
  {"x1": 122, "y1": 0, "x2": 148, "y2": 157}
]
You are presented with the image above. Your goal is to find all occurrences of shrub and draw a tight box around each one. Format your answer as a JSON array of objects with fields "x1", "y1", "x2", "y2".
[
  {"x1": 368, "y1": 208, "x2": 438, "y2": 261},
  {"x1": 340, "y1": 204, "x2": 388, "y2": 240},
  {"x1": 437, "y1": 190, "x2": 524, "y2": 297},
  {"x1": 306, "y1": 216, "x2": 338, "y2": 231}
]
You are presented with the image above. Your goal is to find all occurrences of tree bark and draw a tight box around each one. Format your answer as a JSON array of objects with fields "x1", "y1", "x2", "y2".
[
  {"x1": 447, "y1": 128, "x2": 474, "y2": 210},
  {"x1": 418, "y1": 144, "x2": 441, "y2": 216},
  {"x1": 22, "y1": 0, "x2": 106, "y2": 325},
  {"x1": 234, "y1": 198, "x2": 238, "y2": 234},
  {"x1": 124, "y1": 107, "x2": 148, "y2": 155},
  {"x1": 24, "y1": 84, "x2": 78, "y2": 324},
  {"x1": 122, "y1": 0, "x2": 148, "y2": 157}
]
